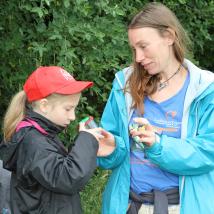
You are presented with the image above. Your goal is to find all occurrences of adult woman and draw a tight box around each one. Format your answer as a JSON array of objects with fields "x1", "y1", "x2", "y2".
[{"x1": 97, "y1": 2, "x2": 214, "y2": 214}]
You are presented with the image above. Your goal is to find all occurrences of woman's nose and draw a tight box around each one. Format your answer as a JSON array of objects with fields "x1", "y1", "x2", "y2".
[{"x1": 136, "y1": 50, "x2": 145, "y2": 63}]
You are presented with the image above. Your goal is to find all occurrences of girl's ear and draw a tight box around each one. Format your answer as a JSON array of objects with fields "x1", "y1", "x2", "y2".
[
  {"x1": 164, "y1": 28, "x2": 176, "y2": 46},
  {"x1": 38, "y1": 98, "x2": 49, "y2": 114}
]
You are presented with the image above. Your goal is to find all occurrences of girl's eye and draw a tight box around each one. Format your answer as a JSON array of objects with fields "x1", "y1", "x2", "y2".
[
  {"x1": 140, "y1": 45, "x2": 146, "y2": 49},
  {"x1": 65, "y1": 106, "x2": 75, "y2": 111}
]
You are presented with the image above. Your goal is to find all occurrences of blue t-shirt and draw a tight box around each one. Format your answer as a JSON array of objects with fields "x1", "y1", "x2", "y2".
[{"x1": 130, "y1": 72, "x2": 190, "y2": 194}]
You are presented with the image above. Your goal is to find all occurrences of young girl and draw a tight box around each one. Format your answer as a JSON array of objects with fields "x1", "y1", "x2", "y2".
[{"x1": 0, "y1": 66, "x2": 115, "y2": 214}]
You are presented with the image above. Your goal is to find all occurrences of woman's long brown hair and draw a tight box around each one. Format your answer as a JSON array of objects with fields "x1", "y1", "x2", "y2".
[{"x1": 126, "y1": 2, "x2": 190, "y2": 114}]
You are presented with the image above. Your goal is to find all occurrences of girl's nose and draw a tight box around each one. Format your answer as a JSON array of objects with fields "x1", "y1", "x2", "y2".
[{"x1": 69, "y1": 111, "x2": 75, "y2": 121}]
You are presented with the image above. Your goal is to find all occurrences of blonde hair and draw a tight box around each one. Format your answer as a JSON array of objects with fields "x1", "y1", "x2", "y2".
[
  {"x1": 3, "y1": 92, "x2": 80, "y2": 141},
  {"x1": 3, "y1": 91, "x2": 27, "y2": 141},
  {"x1": 127, "y1": 2, "x2": 190, "y2": 113}
]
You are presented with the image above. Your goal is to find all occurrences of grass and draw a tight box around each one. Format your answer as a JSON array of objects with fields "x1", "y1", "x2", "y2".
[{"x1": 81, "y1": 169, "x2": 110, "y2": 214}]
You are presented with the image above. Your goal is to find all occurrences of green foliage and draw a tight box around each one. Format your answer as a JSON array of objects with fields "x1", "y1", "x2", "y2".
[
  {"x1": 80, "y1": 169, "x2": 110, "y2": 214},
  {"x1": 0, "y1": 0, "x2": 213, "y2": 212}
]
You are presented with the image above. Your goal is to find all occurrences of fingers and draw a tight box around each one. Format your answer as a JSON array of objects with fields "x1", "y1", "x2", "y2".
[
  {"x1": 137, "y1": 137, "x2": 154, "y2": 146},
  {"x1": 99, "y1": 129, "x2": 113, "y2": 138},
  {"x1": 133, "y1": 117, "x2": 149, "y2": 125},
  {"x1": 97, "y1": 138, "x2": 116, "y2": 157},
  {"x1": 130, "y1": 117, "x2": 156, "y2": 147},
  {"x1": 131, "y1": 128, "x2": 155, "y2": 139},
  {"x1": 88, "y1": 129, "x2": 104, "y2": 139},
  {"x1": 133, "y1": 117, "x2": 153, "y2": 131},
  {"x1": 79, "y1": 128, "x2": 104, "y2": 140},
  {"x1": 79, "y1": 122, "x2": 86, "y2": 131},
  {"x1": 94, "y1": 133, "x2": 105, "y2": 139},
  {"x1": 79, "y1": 122, "x2": 103, "y2": 138},
  {"x1": 131, "y1": 129, "x2": 154, "y2": 137},
  {"x1": 92, "y1": 128, "x2": 114, "y2": 141},
  {"x1": 79, "y1": 124, "x2": 115, "y2": 147}
]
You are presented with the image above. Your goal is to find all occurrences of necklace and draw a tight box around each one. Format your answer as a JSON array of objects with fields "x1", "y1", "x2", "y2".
[{"x1": 158, "y1": 64, "x2": 183, "y2": 91}]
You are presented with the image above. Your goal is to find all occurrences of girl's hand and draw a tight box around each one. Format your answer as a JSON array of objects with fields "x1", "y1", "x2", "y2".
[
  {"x1": 79, "y1": 123, "x2": 115, "y2": 156},
  {"x1": 79, "y1": 122, "x2": 104, "y2": 139},
  {"x1": 130, "y1": 117, "x2": 157, "y2": 147}
]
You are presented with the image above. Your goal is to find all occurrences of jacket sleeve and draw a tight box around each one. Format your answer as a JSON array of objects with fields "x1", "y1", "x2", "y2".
[
  {"x1": 20, "y1": 131, "x2": 98, "y2": 195},
  {"x1": 0, "y1": 160, "x2": 11, "y2": 212},
  {"x1": 97, "y1": 87, "x2": 127, "y2": 170},
  {"x1": 145, "y1": 101, "x2": 214, "y2": 176}
]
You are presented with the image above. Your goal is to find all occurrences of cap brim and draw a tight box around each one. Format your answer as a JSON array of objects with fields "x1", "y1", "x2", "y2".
[{"x1": 55, "y1": 81, "x2": 93, "y2": 95}]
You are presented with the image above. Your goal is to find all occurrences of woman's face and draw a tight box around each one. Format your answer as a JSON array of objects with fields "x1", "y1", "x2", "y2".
[{"x1": 128, "y1": 27, "x2": 174, "y2": 75}]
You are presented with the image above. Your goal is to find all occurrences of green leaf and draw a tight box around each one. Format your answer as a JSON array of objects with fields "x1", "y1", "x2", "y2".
[
  {"x1": 63, "y1": 0, "x2": 70, "y2": 8},
  {"x1": 31, "y1": 7, "x2": 44, "y2": 18}
]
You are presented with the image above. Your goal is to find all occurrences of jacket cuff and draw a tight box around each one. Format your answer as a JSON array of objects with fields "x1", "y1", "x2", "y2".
[
  {"x1": 76, "y1": 131, "x2": 99, "y2": 151},
  {"x1": 145, "y1": 134, "x2": 162, "y2": 154}
]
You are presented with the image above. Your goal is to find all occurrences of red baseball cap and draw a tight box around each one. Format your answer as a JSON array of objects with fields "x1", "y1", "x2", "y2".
[{"x1": 23, "y1": 66, "x2": 93, "y2": 102}]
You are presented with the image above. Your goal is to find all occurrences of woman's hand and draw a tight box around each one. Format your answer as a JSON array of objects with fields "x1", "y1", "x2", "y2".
[
  {"x1": 130, "y1": 117, "x2": 157, "y2": 147},
  {"x1": 79, "y1": 123, "x2": 115, "y2": 156},
  {"x1": 96, "y1": 129, "x2": 115, "y2": 157}
]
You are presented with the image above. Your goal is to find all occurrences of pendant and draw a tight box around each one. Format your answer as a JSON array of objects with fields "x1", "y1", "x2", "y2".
[{"x1": 158, "y1": 82, "x2": 168, "y2": 91}]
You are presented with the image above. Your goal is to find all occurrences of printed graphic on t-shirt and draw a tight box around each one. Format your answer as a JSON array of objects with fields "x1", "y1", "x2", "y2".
[{"x1": 151, "y1": 110, "x2": 181, "y2": 135}]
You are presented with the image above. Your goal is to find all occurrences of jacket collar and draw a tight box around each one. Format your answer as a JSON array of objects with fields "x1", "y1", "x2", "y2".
[
  {"x1": 115, "y1": 59, "x2": 214, "y2": 122},
  {"x1": 25, "y1": 110, "x2": 64, "y2": 137}
]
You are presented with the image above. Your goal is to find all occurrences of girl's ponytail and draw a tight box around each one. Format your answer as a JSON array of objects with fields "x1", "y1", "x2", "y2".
[{"x1": 3, "y1": 91, "x2": 27, "y2": 141}]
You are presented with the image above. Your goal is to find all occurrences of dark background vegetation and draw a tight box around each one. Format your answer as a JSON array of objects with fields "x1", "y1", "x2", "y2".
[{"x1": 0, "y1": 0, "x2": 213, "y2": 213}]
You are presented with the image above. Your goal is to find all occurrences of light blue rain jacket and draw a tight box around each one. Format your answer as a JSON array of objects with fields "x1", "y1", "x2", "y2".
[{"x1": 97, "y1": 59, "x2": 214, "y2": 214}]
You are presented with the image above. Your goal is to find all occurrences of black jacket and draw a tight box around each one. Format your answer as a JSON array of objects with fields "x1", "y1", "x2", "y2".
[
  {"x1": 0, "y1": 160, "x2": 11, "y2": 213},
  {"x1": 0, "y1": 111, "x2": 99, "y2": 214}
]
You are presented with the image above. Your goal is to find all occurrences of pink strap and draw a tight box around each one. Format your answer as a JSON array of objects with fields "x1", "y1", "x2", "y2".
[
  {"x1": 16, "y1": 121, "x2": 32, "y2": 132},
  {"x1": 16, "y1": 119, "x2": 48, "y2": 135}
]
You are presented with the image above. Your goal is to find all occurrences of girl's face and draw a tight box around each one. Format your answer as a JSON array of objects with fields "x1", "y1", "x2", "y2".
[
  {"x1": 128, "y1": 27, "x2": 174, "y2": 75},
  {"x1": 42, "y1": 93, "x2": 81, "y2": 127}
]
